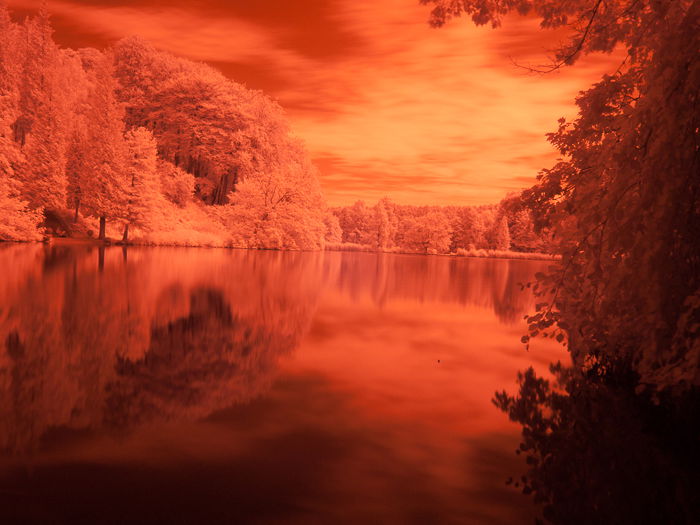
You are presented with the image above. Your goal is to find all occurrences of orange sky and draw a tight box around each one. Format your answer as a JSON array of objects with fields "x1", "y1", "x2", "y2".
[{"x1": 10, "y1": 0, "x2": 620, "y2": 206}]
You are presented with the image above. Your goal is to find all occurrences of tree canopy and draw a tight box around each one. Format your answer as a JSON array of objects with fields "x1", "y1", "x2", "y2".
[{"x1": 0, "y1": 6, "x2": 328, "y2": 249}]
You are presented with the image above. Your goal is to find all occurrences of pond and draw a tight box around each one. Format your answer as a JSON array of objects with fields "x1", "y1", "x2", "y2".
[{"x1": 0, "y1": 244, "x2": 564, "y2": 524}]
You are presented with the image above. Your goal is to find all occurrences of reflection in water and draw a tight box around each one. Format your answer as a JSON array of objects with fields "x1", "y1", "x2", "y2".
[
  {"x1": 0, "y1": 245, "x2": 326, "y2": 454},
  {"x1": 496, "y1": 362, "x2": 700, "y2": 525},
  {"x1": 334, "y1": 253, "x2": 544, "y2": 324},
  {"x1": 0, "y1": 245, "x2": 557, "y2": 523}
]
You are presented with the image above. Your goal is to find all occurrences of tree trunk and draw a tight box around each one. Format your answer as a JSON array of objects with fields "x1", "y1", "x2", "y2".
[
  {"x1": 98, "y1": 216, "x2": 106, "y2": 240},
  {"x1": 212, "y1": 168, "x2": 238, "y2": 205},
  {"x1": 122, "y1": 223, "x2": 129, "y2": 243},
  {"x1": 73, "y1": 199, "x2": 80, "y2": 223}
]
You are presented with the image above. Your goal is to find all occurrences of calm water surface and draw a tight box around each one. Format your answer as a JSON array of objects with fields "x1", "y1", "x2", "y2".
[{"x1": 0, "y1": 244, "x2": 564, "y2": 524}]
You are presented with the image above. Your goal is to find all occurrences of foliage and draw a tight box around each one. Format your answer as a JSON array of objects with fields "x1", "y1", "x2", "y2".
[
  {"x1": 491, "y1": 215, "x2": 511, "y2": 250},
  {"x1": 402, "y1": 209, "x2": 453, "y2": 254},
  {"x1": 123, "y1": 127, "x2": 160, "y2": 237},
  {"x1": 224, "y1": 161, "x2": 326, "y2": 250},
  {"x1": 0, "y1": 177, "x2": 43, "y2": 241},
  {"x1": 423, "y1": 0, "x2": 700, "y2": 522},
  {"x1": 0, "y1": 6, "x2": 327, "y2": 247},
  {"x1": 158, "y1": 159, "x2": 195, "y2": 208},
  {"x1": 112, "y1": 37, "x2": 312, "y2": 207},
  {"x1": 332, "y1": 196, "x2": 549, "y2": 255}
]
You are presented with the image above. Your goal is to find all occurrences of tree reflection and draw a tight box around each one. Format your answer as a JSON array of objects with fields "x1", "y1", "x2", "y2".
[
  {"x1": 0, "y1": 245, "x2": 543, "y2": 457},
  {"x1": 0, "y1": 246, "x2": 323, "y2": 455},
  {"x1": 494, "y1": 361, "x2": 700, "y2": 524},
  {"x1": 332, "y1": 252, "x2": 543, "y2": 323},
  {"x1": 105, "y1": 287, "x2": 294, "y2": 428}
]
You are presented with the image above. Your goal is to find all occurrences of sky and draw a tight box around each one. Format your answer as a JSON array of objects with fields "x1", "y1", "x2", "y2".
[{"x1": 8, "y1": 0, "x2": 620, "y2": 206}]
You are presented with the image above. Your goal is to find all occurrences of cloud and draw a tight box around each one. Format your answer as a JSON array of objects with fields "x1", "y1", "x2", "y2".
[{"x1": 9, "y1": 0, "x2": 621, "y2": 206}]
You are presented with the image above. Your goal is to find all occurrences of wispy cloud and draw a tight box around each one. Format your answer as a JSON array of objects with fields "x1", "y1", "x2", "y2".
[{"x1": 9, "y1": 0, "x2": 621, "y2": 205}]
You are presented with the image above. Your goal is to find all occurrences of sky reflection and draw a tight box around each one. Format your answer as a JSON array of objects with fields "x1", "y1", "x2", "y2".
[{"x1": 0, "y1": 246, "x2": 564, "y2": 523}]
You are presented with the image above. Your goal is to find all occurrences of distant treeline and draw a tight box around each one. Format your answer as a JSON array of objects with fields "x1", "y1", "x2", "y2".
[{"x1": 328, "y1": 194, "x2": 553, "y2": 255}]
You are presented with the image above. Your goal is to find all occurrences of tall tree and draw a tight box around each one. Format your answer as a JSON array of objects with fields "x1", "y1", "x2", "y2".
[
  {"x1": 78, "y1": 49, "x2": 129, "y2": 240},
  {"x1": 13, "y1": 8, "x2": 70, "y2": 211},
  {"x1": 492, "y1": 215, "x2": 511, "y2": 251},
  {"x1": 225, "y1": 159, "x2": 326, "y2": 250},
  {"x1": 373, "y1": 197, "x2": 398, "y2": 250},
  {"x1": 122, "y1": 127, "x2": 160, "y2": 242},
  {"x1": 0, "y1": 176, "x2": 43, "y2": 241}
]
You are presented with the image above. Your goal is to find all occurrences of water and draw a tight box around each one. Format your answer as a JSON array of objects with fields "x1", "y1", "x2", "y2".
[{"x1": 0, "y1": 244, "x2": 564, "y2": 524}]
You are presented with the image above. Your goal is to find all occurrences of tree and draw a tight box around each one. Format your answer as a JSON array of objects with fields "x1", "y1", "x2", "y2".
[
  {"x1": 112, "y1": 37, "x2": 299, "y2": 205},
  {"x1": 323, "y1": 211, "x2": 342, "y2": 244},
  {"x1": 122, "y1": 127, "x2": 160, "y2": 242},
  {"x1": 402, "y1": 210, "x2": 452, "y2": 254},
  {"x1": 336, "y1": 200, "x2": 374, "y2": 245},
  {"x1": 225, "y1": 161, "x2": 326, "y2": 250},
  {"x1": 452, "y1": 206, "x2": 491, "y2": 249},
  {"x1": 373, "y1": 196, "x2": 398, "y2": 250},
  {"x1": 0, "y1": 176, "x2": 43, "y2": 241},
  {"x1": 509, "y1": 209, "x2": 541, "y2": 252},
  {"x1": 0, "y1": 5, "x2": 328, "y2": 246},
  {"x1": 0, "y1": 4, "x2": 20, "y2": 144},
  {"x1": 12, "y1": 8, "x2": 70, "y2": 212},
  {"x1": 492, "y1": 215, "x2": 510, "y2": 250},
  {"x1": 158, "y1": 159, "x2": 195, "y2": 208},
  {"x1": 65, "y1": 119, "x2": 88, "y2": 222},
  {"x1": 78, "y1": 49, "x2": 129, "y2": 240},
  {"x1": 424, "y1": 0, "x2": 700, "y2": 385}
]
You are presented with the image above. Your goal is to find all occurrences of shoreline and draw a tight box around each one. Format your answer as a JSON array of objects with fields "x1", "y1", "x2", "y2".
[{"x1": 3, "y1": 237, "x2": 560, "y2": 262}]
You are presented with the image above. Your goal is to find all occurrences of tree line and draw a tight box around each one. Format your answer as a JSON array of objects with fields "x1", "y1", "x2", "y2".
[{"x1": 329, "y1": 193, "x2": 553, "y2": 255}]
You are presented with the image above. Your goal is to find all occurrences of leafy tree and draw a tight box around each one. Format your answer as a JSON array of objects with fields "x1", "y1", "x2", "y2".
[
  {"x1": 373, "y1": 196, "x2": 398, "y2": 250},
  {"x1": 65, "y1": 118, "x2": 88, "y2": 222},
  {"x1": 508, "y1": 210, "x2": 539, "y2": 252},
  {"x1": 112, "y1": 37, "x2": 302, "y2": 206},
  {"x1": 158, "y1": 159, "x2": 195, "y2": 208},
  {"x1": 402, "y1": 209, "x2": 452, "y2": 254},
  {"x1": 451, "y1": 206, "x2": 492, "y2": 249},
  {"x1": 491, "y1": 215, "x2": 511, "y2": 250},
  {"x1": 336, "y1": 200, "x2": 375, "y2": 245},
  {"x1": 423, "y1": 0, "x2": 700, "y2": 521},
  {"x1": 0, "y1": 177, "x2": 43, "y2": 241},
  {"x1": 12, "y1": 8, "x2": 70, "y2": 212},
  {"x1": 78, "y1": 49, "x2": 129, "y2": 240},
  {"x1": 0, "y1": 5, "x2": 330, "y2": 248},
  {"x1": 323, "y1": 211, "x2": 342, "y2": 243},
  {"x1": 225, "y1": 161, "x2": 326, "y2": 250},
  {"x1": 122, "y1": 127, "x2": 160, "y2": 242},
  {"x1": 0, "y1": 4, "x2": 20, "y2": 145}
]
